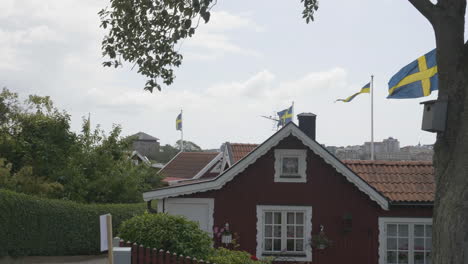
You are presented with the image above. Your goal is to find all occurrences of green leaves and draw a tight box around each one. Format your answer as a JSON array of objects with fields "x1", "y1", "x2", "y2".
[
  {"x1": 119, "y1": 212, "x2": 213, "y2": 258},
  {"x1": 301, "y1": 0, "x2": 319, "y2": 23},
  {"x1": 0, "y1": 189, "x2": 145, "y2": 256},
  {"x1": 99, "y1": 0, "x2": 320, "y2": 92},
  {"x1": 99, "y1": 0, "x2": 216, "y2": 92},
  {"x1": 0, "y1": 88, "x2": 163, "y2": 204}
]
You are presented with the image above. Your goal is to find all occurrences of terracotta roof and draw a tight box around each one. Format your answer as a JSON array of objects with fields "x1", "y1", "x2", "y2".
[
  {"x1": 343, "y1": 160, "x2": 434, "y2": 203},
  {"x1": 228, "y1": 143, "x2": 258, "y2": 163},
  {"x1": 159, "y1": 152, "x2": 220, "y2": 179}
]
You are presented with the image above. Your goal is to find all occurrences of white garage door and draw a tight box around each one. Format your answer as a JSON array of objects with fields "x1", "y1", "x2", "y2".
[{"x1": 158, "y1": 198, "x2": 214, "y2": 235}]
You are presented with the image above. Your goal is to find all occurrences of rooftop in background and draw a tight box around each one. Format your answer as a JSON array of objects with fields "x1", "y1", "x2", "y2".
[
  {"x1": 343, "y1": 160, "x2": 434, "y2": 203},
  {"x1": 159, "y1": 152, "x2": 220, "y2": 180},
  {"x1": 227, "y1": 143, "x2": 259, "y2": 164},
  {"x1": 132, "y1": 132, "x2": 159, "y2": 141}
]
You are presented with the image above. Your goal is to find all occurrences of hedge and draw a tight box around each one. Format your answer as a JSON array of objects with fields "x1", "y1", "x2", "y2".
[
  {"x1": 0, "y1": 189, "x2": 146, "y2": 257},
  {"x1": 118, "y1": 212, "x2": 213, "y2": 259}
]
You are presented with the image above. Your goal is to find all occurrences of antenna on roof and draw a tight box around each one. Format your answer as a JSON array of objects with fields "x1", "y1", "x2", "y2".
[{"x1": 261, "y1": 112, "x2": 280, "y2": 131}]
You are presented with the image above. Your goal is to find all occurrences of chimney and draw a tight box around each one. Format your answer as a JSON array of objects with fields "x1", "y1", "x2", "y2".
[{"x1": 297, "y1": 113, "x2": 316, "y2": 140}]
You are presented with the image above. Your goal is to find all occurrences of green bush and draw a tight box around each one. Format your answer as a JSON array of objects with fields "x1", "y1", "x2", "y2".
[
  {"x1": 118, "y1": 212, "x2": 212, "y2": 259},
  {"x1": 0, "y1": 189, "x2": 146, "y2": 257},
  {"x1": 207, "y1": 248, "x2": 272, "y2": 264}
]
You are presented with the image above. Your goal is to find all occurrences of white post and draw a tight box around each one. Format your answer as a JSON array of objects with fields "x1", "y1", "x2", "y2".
[
  {"x1": 371, "y1": 75, "x2": 375, "y2": 161},
  {"x1": 180, "y1": 110, "x2": 184, "y2": 152}
]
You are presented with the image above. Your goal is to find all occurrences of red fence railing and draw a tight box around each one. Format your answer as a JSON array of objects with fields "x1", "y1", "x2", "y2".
[{"x1": 119, "y1": 240, "x2": 214, "y2": 264}]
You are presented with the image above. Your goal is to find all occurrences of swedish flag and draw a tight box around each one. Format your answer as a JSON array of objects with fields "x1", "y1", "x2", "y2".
[
  {"x1": 277, "y1": 105, "x2": 293, "y2": 127},
  {"x1": 336, "y1": 82, "x2": 370, "y2": 103},
  {"x1": 176, "y1": 113, "x2": 182, "y2": 131},
  {"x1": 388, "y1": 49, "x2": 438, "y2": 98}
]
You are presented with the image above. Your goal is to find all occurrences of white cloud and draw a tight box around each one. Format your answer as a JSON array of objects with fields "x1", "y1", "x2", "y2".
[{"x1": 183, "y1": 11, "x2": 263, "y2": 61}]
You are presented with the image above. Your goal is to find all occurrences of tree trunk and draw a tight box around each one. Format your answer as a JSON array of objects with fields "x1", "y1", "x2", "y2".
[{"x1": 409, "y1": 0, "x2": 468, "y2": 263}]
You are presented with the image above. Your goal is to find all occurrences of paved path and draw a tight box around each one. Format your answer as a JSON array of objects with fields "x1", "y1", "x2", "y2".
[{"x1": 0, "y1": 255, "x2": 107, "y2": 264}]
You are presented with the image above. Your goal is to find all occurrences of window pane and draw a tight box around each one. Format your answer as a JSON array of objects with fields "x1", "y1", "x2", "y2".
[
  {"x1": 265, "y1": 212, "x2": 272, "y2": 224},
  {"x1": 426, "y1": 238, "x2": 432, "y2": 250},
  {"x1": 398, "y1": 238, "x2": 409, "y2": 250},
  {"x1": 296, "y1": 213, "x2": 304, "y2": 224},
  {"x1": 426, "y1": 225, "x2": 432, "y2": 237},
  {"x1": 296, "y1": 226, "x2": 304, "y2": 238},
  {"x1": 426, "y1": 252, "x2": 432, "y2": 264},
  {"x1": 273, "y1": 239, "x2": 281, "y2": 251},
  {"x1": 287, "y1": 226, "x2": 295, "y2": 238},
  {"x1": 387, "y1": 238, "x2": 397, "y2": 250},
  {"x1": 388, "y1": 224, "x2": 397, "y2": 236},
  {"x1": 296, "y1": 239, "x2": 304, "y2": 251},
  {"x1": 414, "y1": 238, "x2": 425, "y2": 251},
  {"x1": 287, "y1": 212, "x2": 294, "y2": 224},
  {"x1": 414, "y1": 252, "x2": 425, "y2": 264},
  {"x1": 265, "y1": 226, "x2": 272, "y2": 237},
  {"x1": 398, "y1": 251, "x2": 409, "y2": 264},
  {"x1": 415, "y1": 225, "x2": 425, "y2": 237},
  {"x1": 387, "y1": 251, "x2": 397, "y2": 264},
  {"x1": 274, "y1": 213, "x2": 281, "y2": 224},
  {"x1": 265, "y1": 239, "x2": 272, "y2": 251},
  {"x1": 287, "y1": 239, "x2": 294, "y2": 251},
  {"x1": 274, "y1": 226, "x2": 281, "y2": 237},
  {"x1": 398, "y1": 224, "x2": 409, "y2": 237},
  {"x1": 282, "y1": 157, "x2": 299, "y2": 174}
]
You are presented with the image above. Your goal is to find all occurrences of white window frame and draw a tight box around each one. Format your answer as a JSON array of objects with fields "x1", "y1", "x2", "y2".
[
  {"x1": 274, "y1": 149, "x2": 307, "y2": 183},
  {"x1": 256, "y1": 205, "x2": 312, "y2": 262},
  {"x1": 378, "y1": 217, "x2": 432, "y2": 264}
]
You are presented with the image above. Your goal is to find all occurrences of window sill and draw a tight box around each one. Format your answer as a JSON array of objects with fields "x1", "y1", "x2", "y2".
[{"x1": 262, "y1": 253, "x2": 307, "y2": 257}]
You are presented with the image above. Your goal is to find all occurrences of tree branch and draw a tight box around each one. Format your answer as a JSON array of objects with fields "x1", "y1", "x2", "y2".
[{"x1": 408, "y1": 0, "x2": 437, "y2": 23}]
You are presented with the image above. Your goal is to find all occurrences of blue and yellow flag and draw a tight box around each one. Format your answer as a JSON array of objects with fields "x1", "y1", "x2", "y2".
[
  {"x1": 277, "y1": 105, "x2": 293, "y2": 127},
  {"x1": 388, "y1": 49, "x2": 438, "y2": 99},
  {"x1": 176, "y1": 113, "x2": 182, "y2": 131},
  {"x1": 336, "y1": 82, "x2": 370, "y2": 103}
]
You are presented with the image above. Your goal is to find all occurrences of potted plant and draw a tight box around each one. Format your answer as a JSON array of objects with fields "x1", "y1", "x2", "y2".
[{"x1": 311, "y1": 231, "x2": 332, "y2": 250}]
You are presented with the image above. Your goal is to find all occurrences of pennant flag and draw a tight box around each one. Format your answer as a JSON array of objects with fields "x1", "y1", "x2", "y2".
[
  {"x1": 336, "y1": 82, "x2": 371, "y2": 103},
  {"x1": 388, "y1": 49, "x2": 438, "y2": 99},
  {"x1": 176, "y1": 112, "x2": 182, "y2": 131},
  {"x1": 277, "y1": 105, "x2": 293, "y2": 127}
]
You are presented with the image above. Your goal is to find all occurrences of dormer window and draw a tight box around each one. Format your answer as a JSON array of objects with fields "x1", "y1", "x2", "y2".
[{"x1": 274, "y1": 149, "x2": 307, "y2": 182}]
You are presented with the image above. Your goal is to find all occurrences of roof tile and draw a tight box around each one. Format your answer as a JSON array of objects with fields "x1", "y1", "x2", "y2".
[
  {"x1": 343, "y1": 160, "x2": 434, "y2": 203},
  {"x1": 159, "y1": 152, "x2": 219, "y2": 179},
  {"x1": 229, "y1": 143, "x2": 258, "y2": 163}
]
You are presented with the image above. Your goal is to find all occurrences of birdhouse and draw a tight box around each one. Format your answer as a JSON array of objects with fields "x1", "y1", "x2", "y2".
[{"x1": 420, "y1": 100, "x2": 447, "y2": 133}]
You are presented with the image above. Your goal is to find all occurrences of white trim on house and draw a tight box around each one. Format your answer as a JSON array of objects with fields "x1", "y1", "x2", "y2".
[
  {"x1": 274, "y1": 149, "x2": 307, "y2": 183},
  {"x1": 192, "y1": 152, "x2": 223, "y2": 179},
  {"x1": 157, "y1": 198, "x2": 215, "y2": 236},
  {"x1": 143, "y1": 123, "x2": 389, "y2": 210},
  {"x1": 378, "y1": 217, "x2": 433, "y2": 264},
  {"x1": 256, "y1": 205, "x2": 312, "y2": 262}
]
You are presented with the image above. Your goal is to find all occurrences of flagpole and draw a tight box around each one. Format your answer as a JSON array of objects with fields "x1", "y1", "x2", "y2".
[
  {"x1": 292, "y1": 101, "x2": 295, "y2": 123},
  {"x1": 371, "y1": 75, "x2": 375, "y2": 161},
  {"x1": 181, "y1": 109, "x2": 184, "y2": 152}
]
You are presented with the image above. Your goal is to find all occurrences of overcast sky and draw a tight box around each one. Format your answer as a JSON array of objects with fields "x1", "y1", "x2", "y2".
[{"x1": 1, "y1": 0, "x2": 467, "y2": 149}]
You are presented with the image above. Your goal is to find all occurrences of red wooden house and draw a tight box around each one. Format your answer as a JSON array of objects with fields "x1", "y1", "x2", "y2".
[{"x1": 144, "y1": 113, "x2": 434, "y2": 264}]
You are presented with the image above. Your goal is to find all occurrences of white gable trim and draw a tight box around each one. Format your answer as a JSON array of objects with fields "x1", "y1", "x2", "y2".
[
  {"x1": 192, "y1": 152, "x2": 223, "y2": 179},
  {"x1": 143, "y1": 123, "x2": 389, "y2": 210}
]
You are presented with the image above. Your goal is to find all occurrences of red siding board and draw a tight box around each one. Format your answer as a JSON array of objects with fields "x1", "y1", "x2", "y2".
[{"x1": 181, "y1": 136, "x2": 432, "y2": 264}]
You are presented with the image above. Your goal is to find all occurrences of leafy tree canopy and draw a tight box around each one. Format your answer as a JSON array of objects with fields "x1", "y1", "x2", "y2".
[
  {"x1": 99, "y1": 0, "x2": 318, "y2": 92},
  {"x1": 0, "y1": 88, "x2": 163, "y2": 203}
]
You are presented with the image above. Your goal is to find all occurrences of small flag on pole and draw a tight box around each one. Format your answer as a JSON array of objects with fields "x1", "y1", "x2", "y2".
[
  {"x1": 387, "y1": 48, "x2": 438, "y2": 99},
  {"x1": 176, "y1": 112, "x2": 182, "y2": 131},
  {"x1": 277, "y1": 105, "x2": 293, "y2": 127},
  {"x1": 336, "y1": 82, "x2": 370, "y2": 103}
]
